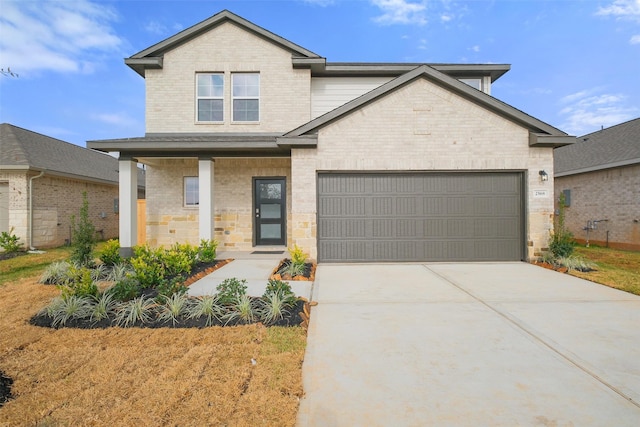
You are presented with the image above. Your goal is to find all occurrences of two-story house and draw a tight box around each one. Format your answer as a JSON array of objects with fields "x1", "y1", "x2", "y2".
[{"x1": 88, "y1": 10, "x2": 574, "y2": 262}]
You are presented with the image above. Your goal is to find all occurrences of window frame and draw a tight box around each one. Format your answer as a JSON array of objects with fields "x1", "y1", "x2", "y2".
[
  {"x1": 184, "y1": 176, "x2": 199, "y2": 207},
  {"x1": 232, "y1": 72, "x2": 260, "y2": 122},
  {"x1": 196, "y1": 73, "x2": 224, "y2": 123}
]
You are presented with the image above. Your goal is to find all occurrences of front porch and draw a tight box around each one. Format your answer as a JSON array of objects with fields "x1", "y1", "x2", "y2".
[{"x1": 117, "y1": 157, "x2": 293, "y2": 255}]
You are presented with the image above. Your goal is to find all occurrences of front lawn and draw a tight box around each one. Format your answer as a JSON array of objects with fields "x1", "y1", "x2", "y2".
[
  {"x1": 569, "y1": 246, "x2": 640, "y2": 296},
  {"x1": 0, "y1": 278, "x2": 306, "y2": 425},
  {"x1": 0, "y1": 242, "x2": 307, "y2": 425}
]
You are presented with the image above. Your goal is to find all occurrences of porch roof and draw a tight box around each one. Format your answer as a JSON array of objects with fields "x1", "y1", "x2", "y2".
[{"x1": 87, "y1": 133, "x2": 317, "y2": 158}]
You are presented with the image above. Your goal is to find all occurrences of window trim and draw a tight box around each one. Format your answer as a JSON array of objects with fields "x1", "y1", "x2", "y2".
[
  {"x1": 184, "y1": 176, "x2": 199, "y2": 208},
  {"x1": 196, "y1": 73, "x2": 224, "y2": 123},
  {"x1": 232, "y1": 72, "x2": 260, "y2": 123}
]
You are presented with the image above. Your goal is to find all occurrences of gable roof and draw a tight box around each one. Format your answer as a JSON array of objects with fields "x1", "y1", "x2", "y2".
[
  {"x1": 126, "y1": 9, "x2": 322, "y2": 77},
  {"x1": 0, "y1": 123, "x2": 120, "y2": 185},
  {"x1": 282, "y1": 65, "x2": 574, "y2": 146},
  {"x1": 554, "y1": 118, "x2": 640, "y2": 177}
]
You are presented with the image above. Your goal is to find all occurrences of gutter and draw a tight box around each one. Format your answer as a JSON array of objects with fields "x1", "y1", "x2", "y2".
[{"x1": 28, "y1": 170, "x2": 45, "y2": 250}]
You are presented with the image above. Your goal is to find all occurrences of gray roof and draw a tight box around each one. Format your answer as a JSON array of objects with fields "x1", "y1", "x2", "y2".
[
  {"x1": 1, "y1": 123, "x2": 120, "y2": 185},
  {"x1": 126, "y1": 9, "x2": 322, "y2": 77},
  {"x1": 554, "y1": 118, "x2": 640, "y2": 176},
  {"x1": 285, "y1": 65, "x2": 573, "y2": 144}
]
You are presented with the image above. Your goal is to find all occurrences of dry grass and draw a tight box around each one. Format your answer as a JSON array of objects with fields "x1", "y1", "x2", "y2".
[
  {"x1": 569, "y1": 246, "x2": 640, "y2": 296},
  {"x1": 0, "y1": 279, "x2": 306, "y2": 426}
]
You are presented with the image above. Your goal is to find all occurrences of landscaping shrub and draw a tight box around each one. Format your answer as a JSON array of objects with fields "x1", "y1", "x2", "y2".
[
  {"x1": 59, "y1": 266, "x2": 99, "y2": 299},
  {"x1": 70, "y1": 192, "x2": 97, "y2": 267},
  {"x1": 224, "y1": 294, "x2": 258, "y2": 325},
  {"x1": 105, "y1": 277, "x2": 141, "y2": 302},
  {"x1": 130, "y1": 245, "x2": 166, "y2": 288},
  {"x1": 164, "y1": 243, "x2": 196, "y2": 277},
  {"x1": 39, "y1": 261, "x2": 72, "y2": 285},
  {"x1": 187, "y1": 295, "x2": 226, "y2": 326},
  {"x1": 0, "y1": 227, "x2": 23, "y2": 253},
  {"x1": 155, "y1": 276, "x2": 188, "y2": 300},
  {"x1": 198, "y1": 239, "x2": 218, "y2": 263},
  {"x1": 115, "y1": 296, "x2": 157, "y2": 327},
  {"x1": 263, "y1": 279, "x2": 297, "y2": 305},
  {"x1": 100, "y1": 239, "x2": 122, "y2": 266},
  {"x1": 549, "y1": 192, "x2": 575, "y2": 259},
  {"x1": 216, "y1": 277, "x2": 248, "y2": 305},
  {"x1": 289, "y1": 244, "x2": 307, "y2": 266}
]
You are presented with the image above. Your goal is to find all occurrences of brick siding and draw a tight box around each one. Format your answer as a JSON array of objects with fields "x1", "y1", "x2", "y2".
[{"x1": 555, "y1": 164, "x2": 640, "y2": 250}]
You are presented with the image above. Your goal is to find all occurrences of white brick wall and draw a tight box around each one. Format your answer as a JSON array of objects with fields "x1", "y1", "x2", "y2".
[
  {"x1": 146, "y1": 22, "x2": 311, "y2": 133},
  {"x1": 291, "y1": 78, "x2": 555, "y2": 260}
]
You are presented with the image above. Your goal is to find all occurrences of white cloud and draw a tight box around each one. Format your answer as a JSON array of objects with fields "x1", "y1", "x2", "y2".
[
  {"x1": 0, "y1": 0, "x2": 122, "y2": 74},
  {"x1": 631, "y1": 34, "x2": 640, "y2": 43},
  {"x1": 596, "y1": 0, "x2": 640, "y2": 21},
  {"x1": 144, "y1": 20, "x2": 167, "y2": 35},
  {"x1": 469, "y1": 45, "x2": 480, "y2": 52},
  {"x1": 371, "y1": 0, "x2": 428, "y2": 25},
  {"x1": 91, "y1": 112, "x2": 138, "y2": 128},
  {"x1": 559, "y1": 88, "x2": 639, "y2": 134}
]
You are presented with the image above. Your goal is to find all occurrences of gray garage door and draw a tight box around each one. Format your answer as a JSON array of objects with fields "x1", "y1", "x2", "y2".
[{"x1": 317, "y1": 172, "x2": 524, "y2": 262}]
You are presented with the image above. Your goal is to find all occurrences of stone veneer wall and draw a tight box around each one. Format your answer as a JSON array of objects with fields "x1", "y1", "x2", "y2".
[
  {"x1": 555, "y1": 164, "x2": 640, "y2": 250},
  {"x1": 145, "y1": 158, "x2": 291, "y2": 250},
  {"x1": 290, "y1": 78, "x2": 556, "y2": 261},
  {"x1": 0, "y1": 171, "x2": 118, "y2": 249}
]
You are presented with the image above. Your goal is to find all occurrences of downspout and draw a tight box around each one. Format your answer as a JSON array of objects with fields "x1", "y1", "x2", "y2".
[{"x1": 29, "y1": 170, "x2": 45, "y2": 250}]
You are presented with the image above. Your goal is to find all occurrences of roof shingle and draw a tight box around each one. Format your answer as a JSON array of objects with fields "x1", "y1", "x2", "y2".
[{"x1": 554, "y1": 118, "x2": 640, "y2": 176}]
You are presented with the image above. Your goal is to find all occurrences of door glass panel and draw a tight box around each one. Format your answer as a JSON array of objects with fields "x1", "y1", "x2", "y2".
[
  {"x1": 261, "y1": 203, "x2": 281, "y2": 219},
  {"x1": 260, "y1": 183, "x2": 282, "y2": 200},
  {"x1": 261, "y1": 224, "x2": 281, "y2": 239}
]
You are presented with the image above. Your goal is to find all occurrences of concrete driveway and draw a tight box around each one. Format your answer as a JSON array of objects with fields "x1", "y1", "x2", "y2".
[{"x1": 297, "y1": 263, "x2": 640, "y2": 426}]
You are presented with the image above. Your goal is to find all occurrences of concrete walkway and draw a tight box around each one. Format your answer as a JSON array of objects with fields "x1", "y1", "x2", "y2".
[
  {"x1": 187, "y1": 251, "x2": 313, "y2": 299},
  {"x1": 297, "y1": 262, "x2": 640, "y2": 426}
]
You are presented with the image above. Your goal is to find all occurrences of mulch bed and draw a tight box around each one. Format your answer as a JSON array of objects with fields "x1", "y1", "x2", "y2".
[
  {"x1": 270, "y1": 259, "x2": 316, "y2": 281},
  {"x1": 28, "y1": 257, "x2": 312, "y2": 330},
  {"x1": 0, "y1": 251, "x2": 27, "y2": 262},
  {"x1": 28, "y1": 299, "x2": 306, "y2": 330},
  {"x1": 0, "y1": 371, "x2": 12, "y2": 408}
]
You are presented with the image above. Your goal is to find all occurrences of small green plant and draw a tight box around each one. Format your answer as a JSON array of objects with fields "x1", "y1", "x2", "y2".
[
  {"x1": 157, "y1": 293, "x2": 190, "y2": 325},
  {"x1": 0, "y1": 227, "x2": 23, "y2": 253},
  {"x1": 70, "y1": 192, "x2": 96, "y2": 267},
  {"x1": 39, "y1": 261, "x2": 72, "y2": 285},
  {"x1": 130, "y1": 245, "x2": 166, "y2": 287},
  {"x1": 224, "y1": 294, "x2": 257, "y2": 325},
  {"x1": 285, "y1": 261, "x2": 305, "y2": 277},
  {"x1": 106, "y1": 263, "x2": 134, "y2": 283},
  {"x1": 163, "y1": 243, "x2": 196, "y2": 277},
  {"x1": 115, "y1": 296, "x2": 156, "y2": 327},
  {"x1": 216, "y1": 278, "x2": 248, "y2": 305},
  {"x1": 549, "y1": 192, "x2": 575, "y2": 259},
  {"x1": 259, "y1": 292, "x2": 291, "y2": 325},
  {"x1": 91, "y1": 293, "x2": 117, "y2": 323},
  {"x1": 263, "y1": 279, "x2": 297, "y2": 306},
  {"x1": 42, "y1": 295, "x2": 93, "y2": 328},
  {"x1": 187, "y1": 295, "x2": 226, "y2": 326},
  {"x1": 99, "y1": 239, "x2": 122, "y2": 266},
  {"x1": 198, "y1": 239, "x2": 218, "y2": 263},
  {"x1": 105, "y1": 277, "x2": 141, "y2": 302},
  {"x1": 59, "y1": 266, "x2": 99, "y2": 299},
  {"x1": 90, "y1": 264, "x2": 109, "y2": 282},
  {"x1": 155, "y1": 276, "x2": 188, "y2": 301},
  {"x1": 556, "y1": 256, "x2": 597, "y2": 272},
  {"x1": 289, "y1": 244, "x2": 307, "y2": 266}
]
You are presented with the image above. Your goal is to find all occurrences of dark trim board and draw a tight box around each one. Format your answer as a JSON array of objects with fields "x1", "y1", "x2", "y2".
[{"x1": 316, "y1": 171, "x2": 526, "y2": 263}]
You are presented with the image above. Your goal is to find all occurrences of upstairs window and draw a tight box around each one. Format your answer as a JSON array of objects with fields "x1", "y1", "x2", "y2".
[
  {"x1": 459, "y1": 78, "x2": 482, "y2": 91},
  {"x1": 232, "y1": 73, "x2": 260, "y2": 122},
  {"x1": 196, "y1": 73, "x2": 224, "y2": 122}
]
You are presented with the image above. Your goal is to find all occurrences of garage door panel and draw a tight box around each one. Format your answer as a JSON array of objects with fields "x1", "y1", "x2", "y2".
[{"x1": 318, "y1": 172, "x2": 524, "y2": 262}]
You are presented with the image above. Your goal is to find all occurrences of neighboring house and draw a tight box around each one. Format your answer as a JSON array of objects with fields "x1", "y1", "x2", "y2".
[
  {"x1": 88, "y1": 10, "x2": 574, "y2": 262},
  {"x1": 554, "y1": 118, "x2": 640, "y2": 251},
  {"x1": 0, "y1": 124, "x2": 144, "y2": 249}
]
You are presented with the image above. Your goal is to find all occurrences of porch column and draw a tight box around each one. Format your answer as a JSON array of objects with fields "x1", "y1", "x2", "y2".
[
  {"x1": 119, "y1": 159, "x2": 137, "y2": 257},
  {"x1": 198, "y1": 158, "x2": 215, "y2": 241}
]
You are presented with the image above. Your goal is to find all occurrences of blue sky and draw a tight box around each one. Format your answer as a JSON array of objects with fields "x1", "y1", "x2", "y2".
[{"x1": 1, "y1": 0, "x2": 639, "y2": 147}]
